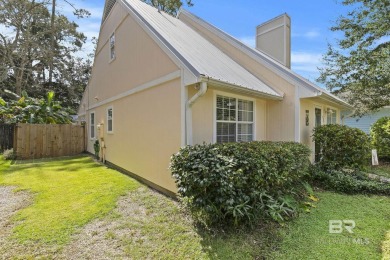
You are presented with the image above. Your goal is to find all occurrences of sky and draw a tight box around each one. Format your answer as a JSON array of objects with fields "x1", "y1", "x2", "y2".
[{"x1": 59, "y1": 0, "x2": 353, "y2": 84}]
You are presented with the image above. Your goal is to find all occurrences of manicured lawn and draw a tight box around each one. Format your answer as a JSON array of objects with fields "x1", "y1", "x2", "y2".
[
  {"x1": 0, "y1": 155, "x2": 139, "y2": 244},
  {"x1": 273, "y1": 191, "x2": 390, "y2": 260},
  {"x1": 0, "y1": 155, "x2": 389, "y2": 259}
]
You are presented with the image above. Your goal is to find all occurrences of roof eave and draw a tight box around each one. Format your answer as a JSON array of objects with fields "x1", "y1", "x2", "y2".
[
  {"x1": 199, "y1": 76, "x2": 283, "y2": 101},
  {"x1": 302, "y1": 92, "x2": 353, "y2": 110}
]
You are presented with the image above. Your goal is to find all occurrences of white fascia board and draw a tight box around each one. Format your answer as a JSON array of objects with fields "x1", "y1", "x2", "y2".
[
  {"x1": 119, "y1": 0, "x2": 199, "y2": 84},
  {"x1": 317, "y1": 94, "x2": 353, "y2": 110},
  {"x1": 200, "y1": 76, "x2": 283, "y2": 101}
]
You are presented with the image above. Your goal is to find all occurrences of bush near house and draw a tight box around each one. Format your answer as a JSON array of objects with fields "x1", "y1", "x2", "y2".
[
  {"x1": 311, "y1": 167, "x2": 390, "y2": 196},
  {"x1": 371, "y1": 116, "x2": 390, "y2": 160},
  {"x1": 312, "y1": 124, "x2": 370, "y2": 171},
  {"x1": 170, "y1": 141, "x2": 311, "y2": 226}
]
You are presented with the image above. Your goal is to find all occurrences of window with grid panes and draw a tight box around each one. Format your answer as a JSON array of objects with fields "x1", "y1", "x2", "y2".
[
  {"x1": 216, "y1": 95, "x2": 254, "y2": 143},
  {"x1": 107, "y1": 107, "x2": 113, "y2": 132},
  {"x1": 109, "y1": 33, "x2": 115, "y2": 60},
  {"x1": 90, "y1": 112, "x2": 95, "y2": 139}
]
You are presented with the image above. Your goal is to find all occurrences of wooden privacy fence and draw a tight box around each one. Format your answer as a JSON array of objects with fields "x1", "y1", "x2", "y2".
[
  {"x1": 0, "y1": 124, "x2": 16, "y2": 152},
  {"x1": 14, "y1": 123, "x2": 86, "y2": 159}
]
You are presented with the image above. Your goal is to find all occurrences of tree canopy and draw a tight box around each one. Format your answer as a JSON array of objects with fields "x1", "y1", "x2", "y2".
[
  {"x1": 0, "y1": 0, "x2": 92, "y2": 113},
  {"x1": 318, "y1": 0, "x2": 390, "y2": 116},
  {"x1": 142, "y1": 0, "x2": 193, "y2": 16}
]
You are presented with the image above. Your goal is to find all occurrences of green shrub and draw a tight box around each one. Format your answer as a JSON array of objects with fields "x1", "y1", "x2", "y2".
[
  {"x1": 94, "y1": 140, "x2": 100, "y2": 159},
  {"x1": 2, "y1": 149, "x2": 15, "y2": 160},
  {"x1": 170, "y1": 141, "x2": 311, "y2": 226},
  {"x1": 371, "y1": 116, "x2": 390, "y2": 160},
  {"x1": 311, "y1": 166, "x2": 390, "y2": 195},
  {"x1": 312, "y1": 124, "x2": 370, "y2": 171}
]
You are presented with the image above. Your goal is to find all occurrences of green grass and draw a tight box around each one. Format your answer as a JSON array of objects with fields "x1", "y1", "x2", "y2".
[
  {"x1": 103, "y1": 188, "x2": 390, "y2": 260},
  {"x1": 0, "y1": 155, "x2": 139, "y2": 245},
  {"x1": 101, "y1": 186, "x2": 281, "y2": 259},
  {"x1": 0, "y1": 155, "x2": 11, "y2": 174},
  {"x1": 273, "y1": 191, "x2": 390, "y2": 259},
  {"x1": 1, "y1": 155, "x2": 389, "y2": 259}
]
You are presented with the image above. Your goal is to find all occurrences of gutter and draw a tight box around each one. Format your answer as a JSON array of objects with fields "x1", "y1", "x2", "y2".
[
  {"x1": 203, "y1": 76, "x2": 283, "y2": 100},
  {"x1": 187, "y1": 81, "x2": 208, "y2": 107},
  {"x1": 315, "y1": 92, "x2": 353, "y2": 110}
]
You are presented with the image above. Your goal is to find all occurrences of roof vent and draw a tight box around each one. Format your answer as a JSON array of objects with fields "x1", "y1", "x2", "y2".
[{"x1": 102, "y1": 0, "x2": 117, "y2": 23}]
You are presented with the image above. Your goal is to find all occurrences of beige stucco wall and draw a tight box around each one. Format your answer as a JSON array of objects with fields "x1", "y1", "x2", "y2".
[
  {"x1": 88, "y1": 3, "x2": 179, "y2": 103},
  {"x1": 190, "y1": 87, "x2": 267, "y2": 144},
  {"x1": 179, "y1": 13, "x2": 296, "y2": 142},
  {"x1": 300, "y1": 98, "x2": 341, "y2": 161},
  {"x1": 84, "y1": 3, "x2": 182, "y2": 193},
  {"x1": 87, "y1": 79, "x2": 182, "y2": 192}
]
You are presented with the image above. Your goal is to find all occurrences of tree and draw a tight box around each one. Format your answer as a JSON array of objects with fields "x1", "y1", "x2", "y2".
[
  {"x1": 48, "y1": 0, "x2": 90, "y2": 85},
  {"x1": 0, "y1": 91, "x2": 72, "y2": 124},
  {"x1": 0, "y1": 0, "x2": 91, "y2": 112},
  {"x1": 318, "y1": 0, "x2": 390, "y2": 116},
  {"x1": 142, "y1": 0, "x2": 193, "y2": 16}
]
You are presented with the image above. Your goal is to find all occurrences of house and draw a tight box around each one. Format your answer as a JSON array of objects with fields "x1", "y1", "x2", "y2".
[
  {"x1": 78, "y1": 0, "x2": 352, "y2": 194},
  {"x1": 343, "y1": 107, "x2": 390, "y2": 134}
]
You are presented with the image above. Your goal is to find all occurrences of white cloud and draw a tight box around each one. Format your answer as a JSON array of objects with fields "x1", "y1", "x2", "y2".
[
  {"x1": 0, "y1": 24, "x2": 14, "y2": 38},
  {"x1": 237, "y1": 36, "x2": 256, "y2": 48},
  {"x1": 291, "y1": 52, "x2": 322, "y2": 65},
  {"x1": 291, "y1": 51, "x2": 323, "y2": 81},
  {"x1": 58, "y1": 2, "x2": 103, "y2": 59},
  {"x1": 57, "y1": 2, "x2": 104, "y2": 20},
  {"x1": 292, "y1": 29, "x2": 320, "y2": 39}
]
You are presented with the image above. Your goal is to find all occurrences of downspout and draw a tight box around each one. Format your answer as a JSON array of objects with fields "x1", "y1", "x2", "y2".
[
  {"x1": 188, "y1": 81, "x2": 208, "y2": 106},
  {"x1": 186, "y1": 80, "x2": 208, "y2": 145}
]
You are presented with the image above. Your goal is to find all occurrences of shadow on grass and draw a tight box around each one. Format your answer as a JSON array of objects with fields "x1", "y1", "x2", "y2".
[
  {"x1": 7, "y1": 155, "x2": 103, "y2": 173},
  {"x1": 195, "y1": 223, "x2": 283, "y2": 259}
]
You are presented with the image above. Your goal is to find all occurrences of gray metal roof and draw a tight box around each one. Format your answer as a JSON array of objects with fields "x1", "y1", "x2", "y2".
[
  {"x1": 121, "y1": 0, "x2": 282, "y2": 99},
  {"x1": 178, "y1": 9, "x2": 352, "y2": 109}
]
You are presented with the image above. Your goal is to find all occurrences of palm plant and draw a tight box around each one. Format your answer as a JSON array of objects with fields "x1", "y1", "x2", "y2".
[{"x1": 0, "y1": 91, "x2": 72, "y2": 124}]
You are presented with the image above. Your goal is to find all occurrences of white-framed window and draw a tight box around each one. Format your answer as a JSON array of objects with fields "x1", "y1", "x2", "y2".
[
  {"x1": 216, "y1": 94, "x2": 254, "y2": 143},
  {"x1": 109, "y1": 32, "x2": 115, "y2": 61},
  {"x1": 90, "y1": 112, "x2": 95, "y2": 139},
  {"x1": 107, "y1": 106, "x2": 113, "y2": 133},
  {"x1": 327, "y1": 108, "x2": 337, "y2": 124}
]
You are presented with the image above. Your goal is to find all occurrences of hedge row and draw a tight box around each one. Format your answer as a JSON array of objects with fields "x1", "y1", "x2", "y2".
[
  {"x1": 170, "y1": 141, "x2": 311, "y2": 226},
  {"x1": 371, "y1": 116, "x2": 390, "y2": 160},
  {"x1": 311, "y1": 167, "x2": 390, "y2": 196},
  {"x1": 312, "y1": 124, "x2": 370, "y2": 170}
]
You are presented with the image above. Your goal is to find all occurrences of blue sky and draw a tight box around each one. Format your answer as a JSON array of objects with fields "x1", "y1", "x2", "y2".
[{"x1": 62, "y1": 0, "x2": 353, "y2": 84}]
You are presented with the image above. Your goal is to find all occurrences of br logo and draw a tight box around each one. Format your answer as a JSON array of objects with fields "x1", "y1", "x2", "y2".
[{"x1": 329, "y1": 220, "x2": 356, "y2": 234}]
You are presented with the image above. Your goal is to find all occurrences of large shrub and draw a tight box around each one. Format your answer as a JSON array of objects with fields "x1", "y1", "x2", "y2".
[
  {"x1": 312, "y1": 124, "x2": 370, "y2": 170},
  {"x1": 170, "y1": 141, "x2": 311, "y2": 226},
  {"x1": 371, "y1": 117, "x2": 390, "y2": 160}
]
